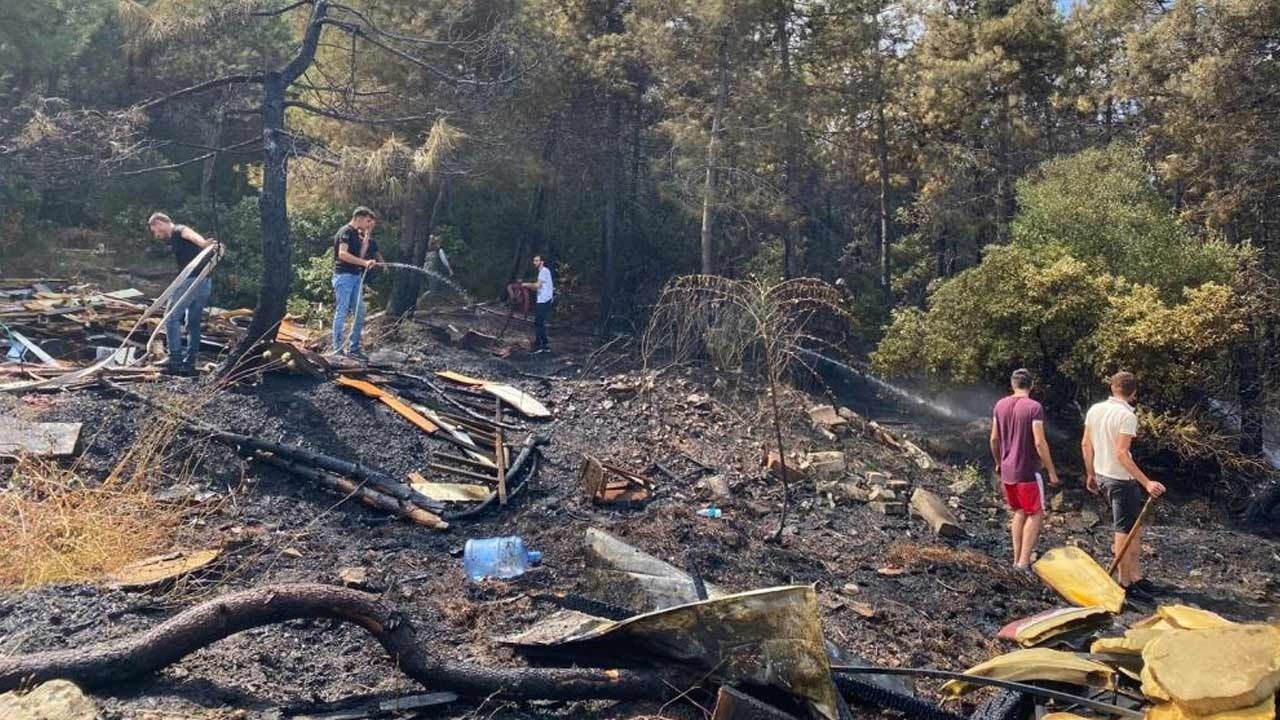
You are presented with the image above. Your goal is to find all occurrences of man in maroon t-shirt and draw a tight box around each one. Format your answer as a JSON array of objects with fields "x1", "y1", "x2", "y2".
[{"x1": 990, "y1": 368, "x2": 1061, "y2": 570}]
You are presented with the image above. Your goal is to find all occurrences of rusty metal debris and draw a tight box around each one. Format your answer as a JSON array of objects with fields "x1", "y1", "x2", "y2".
[{"x1": 502, "y1": 585, "x2": 841, "y2": 720}]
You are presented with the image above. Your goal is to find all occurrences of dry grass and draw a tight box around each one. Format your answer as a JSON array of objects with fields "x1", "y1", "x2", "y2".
[
  {"x1": 0, "y1": 457, "x2": 183, "y2": 588},
  {"x1": 886, "y1": 543, "x2": 997, "y2": 571},
  {"x1": 0, "y1": 389, "x2": 222, "y2": 589}
]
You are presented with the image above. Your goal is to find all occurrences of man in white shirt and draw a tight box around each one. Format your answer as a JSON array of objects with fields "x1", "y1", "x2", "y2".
[
  {"x1": 1081, "y1": 371, "x2": 1166, "y2": 597},
  {"x1": 521, "y1": 255, "x2": 554, "y2": 353}
]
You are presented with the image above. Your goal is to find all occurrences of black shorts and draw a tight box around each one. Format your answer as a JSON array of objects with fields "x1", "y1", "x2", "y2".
[{"x1": 1098, "y1": 476, "x2": 1144, "y2": 533}]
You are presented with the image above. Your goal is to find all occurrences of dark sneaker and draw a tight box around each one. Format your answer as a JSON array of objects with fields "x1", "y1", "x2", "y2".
[
  {"x1": 1129, "y1": 578, "x2": 1161, "y2": 597},
  {"x1": 533, "y1": 347, "x2": 550, "y2": 355},
  {"x1": 348, "y1": 350, "x2": 369, "y2": 362},
  {"x1": 1124, "y1": 580, "x2": 1156, "y2": 601},
  {"x1": 159, "y1": 362, "x2": 185, "y2": 376}
]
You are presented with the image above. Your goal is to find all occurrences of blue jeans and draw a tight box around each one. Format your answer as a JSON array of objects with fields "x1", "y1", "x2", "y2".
[
  {"x1": 332, "y1": 273, "x2": 366, "y2": 353},
  {"x1": 165, "y1": 277, "x2": 211, "y2": 366}
]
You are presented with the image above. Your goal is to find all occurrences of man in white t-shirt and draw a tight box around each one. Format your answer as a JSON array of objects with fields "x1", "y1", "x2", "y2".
[
  {"x1": 521, "y1": 255, "x2": 554, "y2": 353},
  {"x1": 1081, "y1": 371, "x2": 1166, "y2": 597}
]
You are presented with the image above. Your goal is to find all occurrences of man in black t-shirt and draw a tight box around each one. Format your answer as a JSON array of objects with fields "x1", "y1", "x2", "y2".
[
  {"x1": 330, "y1": 206, "x2": 382, "y2": 359},
  {"x1": 148, "y1": 212, "x2": 219, "y2": 375}
]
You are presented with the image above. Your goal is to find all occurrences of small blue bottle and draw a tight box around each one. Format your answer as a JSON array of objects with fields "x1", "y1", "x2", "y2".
[
  {"x1": 463, "y1": 537, "x2": 543, "y2": 581},
  {"x1": 696, "y1": 506, "x2": 722, "y2": 518}
]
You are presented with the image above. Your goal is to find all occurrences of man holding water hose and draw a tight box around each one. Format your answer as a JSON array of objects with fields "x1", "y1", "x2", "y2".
[{"x1": 331, "y1": 206, "x2": 382, "y2": 360}]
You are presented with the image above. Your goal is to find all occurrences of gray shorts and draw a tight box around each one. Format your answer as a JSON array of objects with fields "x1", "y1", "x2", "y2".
[{"x1": 1098, "y1": 475, "x2": 1143, "y2": 533}]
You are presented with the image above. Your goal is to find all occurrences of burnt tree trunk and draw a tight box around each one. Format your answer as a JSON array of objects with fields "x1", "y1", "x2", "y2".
[
  {"x1": 386, "y1": 175, "x2": 427, "y2": 313},
  {"x1": 0, "y1": 584, "x2": 680, "y2": 700},
  {"x1": 601, "y1": 92, "x2": 622, "y2": 333},
  {"x1": 222, "y1": 1, "x2": 328, "y2": 373},
  {"x1": 508, "y1": 123, "x2": 557, "y2": 284}
]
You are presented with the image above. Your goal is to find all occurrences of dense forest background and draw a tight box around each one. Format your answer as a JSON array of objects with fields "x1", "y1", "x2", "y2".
[{"x1": 1, "y1": 0, "x2": 1277, "y2": 485}]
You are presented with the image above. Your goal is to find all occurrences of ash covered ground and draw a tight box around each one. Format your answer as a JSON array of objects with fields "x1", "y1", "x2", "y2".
[{"x1": 1, "y1": 307, "x2": 1276, "y2": 720}]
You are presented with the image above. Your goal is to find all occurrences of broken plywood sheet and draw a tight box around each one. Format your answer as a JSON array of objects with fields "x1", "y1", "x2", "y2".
[
  {"x1": 1140, "y1": 625, "x2": 1280, "y2": 715},
  {"x1": 1032, "y1": 546, "x2": 1126, "y2": 613},
  {"x1": 408, "y1": 477, "x2": 490, "y2": 502},
  {"x1": 0, "y1": 419, "x2": 82, "y2": 457},
  {"x1": 941, "y1": 648, "x2": 1115, "y2": 696},
  {"x1": 585, "y1": 528, "x2": 726, "y2": 612},
  {"x1": 104, "y1": 548, "x2": 220, "y2": 588},
  {"x1": 505, "y1": 586, "x2": 840, "y2": 720}
]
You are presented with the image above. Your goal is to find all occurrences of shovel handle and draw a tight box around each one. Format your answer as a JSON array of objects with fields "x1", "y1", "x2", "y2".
[{"x1": 1107, "y1": 495, "x2": 1156, "y2": 576}]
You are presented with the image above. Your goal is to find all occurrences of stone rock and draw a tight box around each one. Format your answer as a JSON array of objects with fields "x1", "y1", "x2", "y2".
[
  {"x1": 808, "y1": 405, "x2": 848, "y2": 431},
  {"x1": 867, "y1": 486, "x2": 897, "y2": 502},
  {"x1": 338, "y1": 566, "x2": 369, "y2": 588},
  {"x1": 841, "y1": 482, "x2": 871, "y2": 503},
  {"x1": 764, "y1": 450, "x2": 807, "y2": 483},
  {"x1": 837, "y1": 406, "x2": 862, "y2": 422},
  {"x1": 1080, "y1": 510, "x2": 1101, "y2": 528},
  {"x1": 866, "y1": 470, "x2": 892, "y2": 485},
  {"x1": 700, "y1": 474, "x2": 732, "y2": 499},
  {"x1": 842, "y1": 582, "x2": 861, "y2": 595},
  {"x1": 0, "y1": 680, "x2": 98, "y2": 720},
  {"x1": 869, "y1": 501, "x2": 906, "y2": 516},
  {"x1": 887, "y1": 478, "x2": 912, "y2": 491},
  {"x1": 804, "y1": 451, "x2": 846, "y2": 481},
  {"x1": 949, "y1": 476, "x2": 983, "y2": 497}
]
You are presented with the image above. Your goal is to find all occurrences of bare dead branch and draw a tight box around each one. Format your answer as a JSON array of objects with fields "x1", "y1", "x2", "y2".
[
  {"x1": 285, "y1": 100, "x2": 436, "y2": 126},
  {"x1": 251, "y1": 0, "x2": 315, "y2": 16},
  {"x1": 137, "y1": 74, "x2": 265, "y2": 112},
  {"x1": 114, "y1": 137, "x2": 262, "y2": 177}
]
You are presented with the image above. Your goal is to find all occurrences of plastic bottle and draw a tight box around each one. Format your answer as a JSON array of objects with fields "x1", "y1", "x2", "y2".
[
  {"x1": 463, "y1": 537, "x2": 543, "y2": 581},
  {"x1": 696, "y1": 506, "x2": 722, "y2": 519}
]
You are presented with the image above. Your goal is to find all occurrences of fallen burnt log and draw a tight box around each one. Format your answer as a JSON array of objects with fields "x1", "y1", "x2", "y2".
[
  {"x1": 102, "y1": 380, "x2": 546, "y2": 527},
  {"x1": 0, "y1": 584, "x2": 679, "y2": 701},
  {"x1": 253, "y1": 454, "x2": 447, "y2": 529},
  {"x1": 103, "y1": 381, "x2": 448, "y2": 519}
]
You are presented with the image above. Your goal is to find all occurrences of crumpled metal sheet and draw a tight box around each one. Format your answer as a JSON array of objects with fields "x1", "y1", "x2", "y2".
[{"x1": 502, "y1": 585, "x2": 839, "y2": 719}]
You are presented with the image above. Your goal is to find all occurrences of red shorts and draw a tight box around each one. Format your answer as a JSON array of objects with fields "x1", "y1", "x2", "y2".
[{"x1": 1003, "y1": 477, "x2": 1045, "y2": 514}]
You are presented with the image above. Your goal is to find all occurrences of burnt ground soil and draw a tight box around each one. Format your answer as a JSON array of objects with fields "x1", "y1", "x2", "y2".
[{"x1": 1, "y1": 304, "x2": 1278, "y2": 720}]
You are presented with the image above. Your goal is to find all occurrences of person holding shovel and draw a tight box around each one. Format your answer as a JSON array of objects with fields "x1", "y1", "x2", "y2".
[{"x1": 1082, "y1": 371, "x2": 1166, "y2": 598}]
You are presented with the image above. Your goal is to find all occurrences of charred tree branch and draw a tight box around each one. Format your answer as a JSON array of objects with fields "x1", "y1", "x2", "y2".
[{"x1": 0, "y1": 584, "x2": 679, "y2": 700}]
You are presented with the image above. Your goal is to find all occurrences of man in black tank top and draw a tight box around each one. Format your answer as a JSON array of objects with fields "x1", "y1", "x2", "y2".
[{"x1": 148, "y1": 212, "x2": 219, "y2": 375}]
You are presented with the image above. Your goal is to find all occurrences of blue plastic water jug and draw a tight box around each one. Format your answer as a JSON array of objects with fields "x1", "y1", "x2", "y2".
[{"x1": 463, "y1": 537, "x2": 543, "y2": 581}]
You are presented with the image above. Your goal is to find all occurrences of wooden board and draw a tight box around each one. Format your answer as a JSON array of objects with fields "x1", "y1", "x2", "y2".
[
  {"x1": 0, "y1": 419, "x2": 82, "y2": 457},
  {"x1": 104, "y1": 548, "x2": 220, "y2": 588},
  {"x1": 483, "y1": 383, "x2": 552, "y2": 418},
  {"x1": 436, "y1": 370, "x2": 487, "y2": 386},
  {"x1": 336, "y1": 376, "x2": 439, "y2": 434}
]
